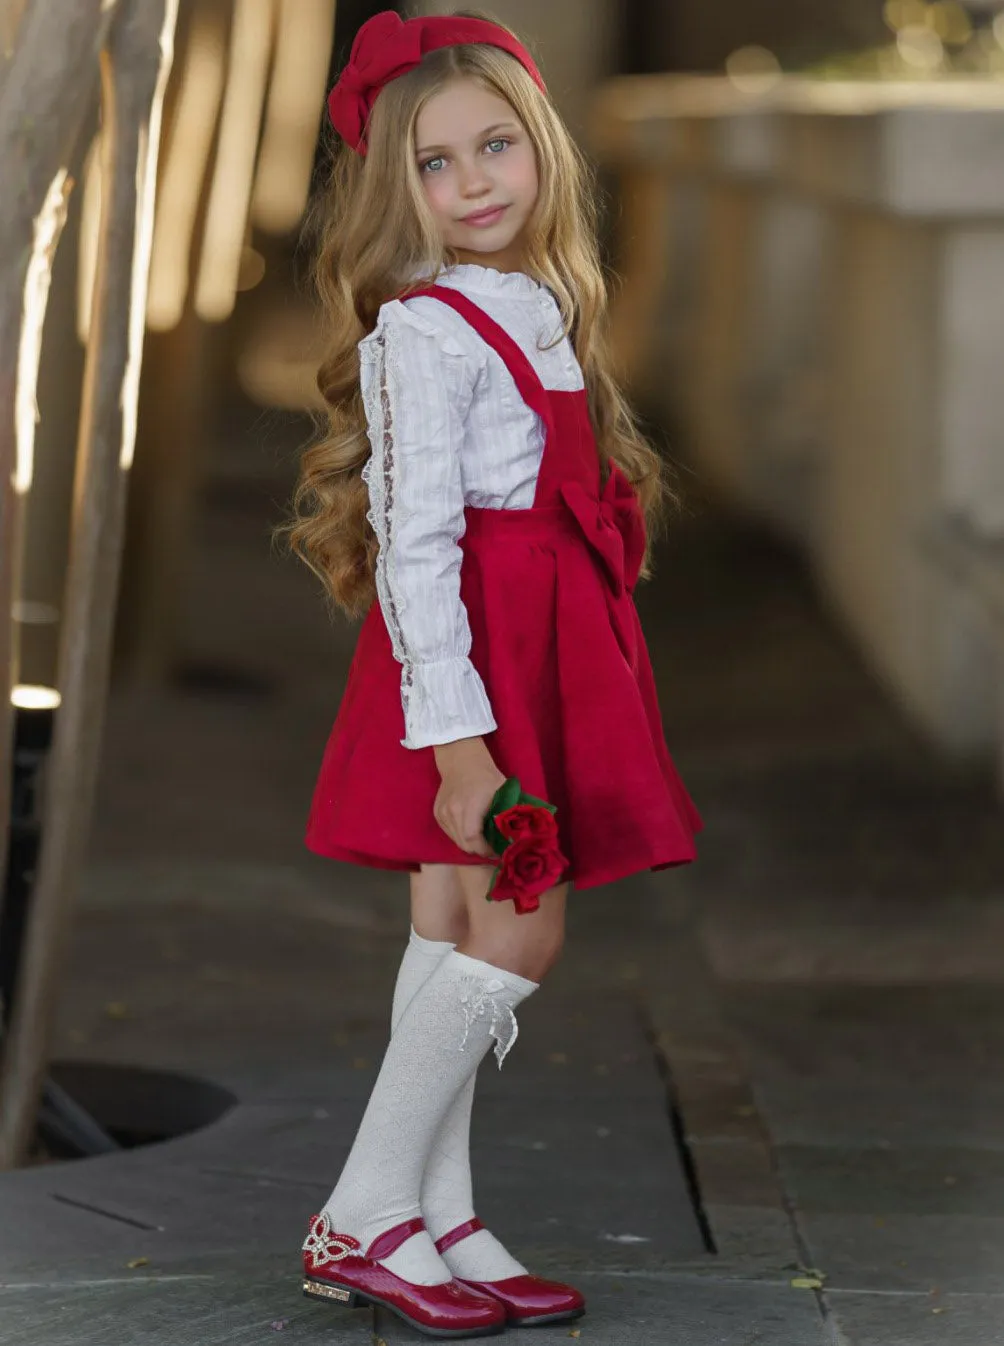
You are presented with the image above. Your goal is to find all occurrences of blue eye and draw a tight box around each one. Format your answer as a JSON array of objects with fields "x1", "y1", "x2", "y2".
[
  {"x1": 421, "y1": 156, "x2": 445, "y2": 174},
  {"x1": 484, "y1": 137, "x2": 510, "y2": 154}
]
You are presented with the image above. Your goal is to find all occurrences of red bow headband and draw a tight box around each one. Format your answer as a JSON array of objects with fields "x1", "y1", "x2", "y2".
[{"x1": 327, "y1": 10, "x2": 547, "y2": 153}]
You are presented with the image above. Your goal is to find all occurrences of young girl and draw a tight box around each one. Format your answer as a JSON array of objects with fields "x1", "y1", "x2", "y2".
[{"x1": 289, "y1": 9, "x2": 702, "y2": 1337}]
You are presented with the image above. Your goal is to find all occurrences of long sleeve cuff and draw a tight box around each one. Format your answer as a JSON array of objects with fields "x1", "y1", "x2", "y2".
[{"x1": 401, "y1": 656, "x2": 498, "y2": 749}]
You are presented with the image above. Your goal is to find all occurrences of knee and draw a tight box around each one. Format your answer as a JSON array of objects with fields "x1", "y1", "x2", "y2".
[
  {"x1": 527, "y1": 925, "x2": 565, "y2": 982},
  {"x1": 467, "y1": 916, "x2": 565, "y2": 985}
]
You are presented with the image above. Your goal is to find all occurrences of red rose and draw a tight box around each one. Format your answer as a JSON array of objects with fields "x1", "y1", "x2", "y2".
[
  {"x1": 494, "y1": 804, "x2": 558, "y2": 844},
  {"x1": 489, "y1": 836, "x2": 569, "y2": 915}
]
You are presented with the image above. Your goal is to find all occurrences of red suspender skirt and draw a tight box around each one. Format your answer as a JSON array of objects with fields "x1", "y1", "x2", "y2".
[{"x1": 305, "y1": 287, "x2": 702, "y2": 891}]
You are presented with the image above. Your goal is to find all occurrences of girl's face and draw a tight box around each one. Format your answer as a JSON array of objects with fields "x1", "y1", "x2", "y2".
[{"x1": 414, "y1": 78, "x2": 539, "y2": 273}]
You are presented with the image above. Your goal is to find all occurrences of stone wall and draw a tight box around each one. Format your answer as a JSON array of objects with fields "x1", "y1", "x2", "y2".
[{"x1": 596, "y1": 75, "x2": 1004, "y2": 791}]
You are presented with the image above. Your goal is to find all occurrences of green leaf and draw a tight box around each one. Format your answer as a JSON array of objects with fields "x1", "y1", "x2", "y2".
[
  {"x1": 482, "y1": 776, "x2": 522, "y2": 853},
  {"x1": 483, "y1": 810, "x2": 506, "y2": 855}
]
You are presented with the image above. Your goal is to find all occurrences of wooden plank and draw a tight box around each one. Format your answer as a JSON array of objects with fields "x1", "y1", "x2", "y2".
[
  {"x1": 0, "y1": 0, "x2": 115, "y2": 988},
  {"x1": 0, "y1": 0, "x2": 178, "y2": 1169}
]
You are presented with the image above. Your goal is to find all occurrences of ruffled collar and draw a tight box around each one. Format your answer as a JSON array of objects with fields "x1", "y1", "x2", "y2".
[{"x1": 413, "y1": 261, "x2": 544, "y2": 299}]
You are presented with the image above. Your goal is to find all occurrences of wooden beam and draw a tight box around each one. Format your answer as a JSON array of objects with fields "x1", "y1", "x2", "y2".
[
  {"x1": 0, "y1": 0, "x2": 116, "y2": 994},
  {"x1": 0, "y1": 0, "x2": 178, "y2": 1169}
]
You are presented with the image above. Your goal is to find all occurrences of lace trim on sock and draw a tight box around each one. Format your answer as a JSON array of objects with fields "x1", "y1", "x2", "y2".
[{"x1": 458, "y1": 976, "x2": 519, "y2": 1068}]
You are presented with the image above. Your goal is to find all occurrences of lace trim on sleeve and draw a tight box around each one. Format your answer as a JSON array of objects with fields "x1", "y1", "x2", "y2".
[{"x1": 360, "y1": 332, "x2": 414, "y2": 726}]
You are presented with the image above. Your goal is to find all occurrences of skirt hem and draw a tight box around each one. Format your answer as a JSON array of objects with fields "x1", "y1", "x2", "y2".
[{"x1": 304, "y1": 832, "x2": 701, "y2": 893}]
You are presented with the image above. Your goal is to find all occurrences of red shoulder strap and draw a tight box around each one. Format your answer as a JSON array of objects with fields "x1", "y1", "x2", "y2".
[{"x1": 404, "y1": 284, "x2": 554, "y2": 434}]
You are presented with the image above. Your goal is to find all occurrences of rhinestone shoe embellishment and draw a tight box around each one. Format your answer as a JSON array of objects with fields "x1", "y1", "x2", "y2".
[
  {"x1": 303, "y1": 1279, "x2": 352, "y2": 1302},
  {"x1": 458, "y1": 976, "x2": 519, "y2": 1068},
  {"x1": 302, "y1": 1213, "x2": 361, "y2": 1267}
]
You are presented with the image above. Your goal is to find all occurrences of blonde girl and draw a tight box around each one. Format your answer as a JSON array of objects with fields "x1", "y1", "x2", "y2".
[{"x1": 291, "y1": 10, "x2": 702, "y2": 1338}]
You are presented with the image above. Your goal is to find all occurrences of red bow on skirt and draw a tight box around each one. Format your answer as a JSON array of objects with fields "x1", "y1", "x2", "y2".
[{"x1": 559, "y1": 464, "x2": 646, "y2": 598}]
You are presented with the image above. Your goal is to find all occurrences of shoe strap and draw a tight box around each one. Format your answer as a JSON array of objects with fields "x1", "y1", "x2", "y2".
[
  {"x1": 366, "y1": 1216, "x2": 427, "y2": 1261},
  {"x1": 435, "y1": 1217, "x2": 485, "y2": 1255}
]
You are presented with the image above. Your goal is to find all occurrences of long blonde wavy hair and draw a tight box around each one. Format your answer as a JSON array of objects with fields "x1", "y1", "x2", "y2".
[{"x1": 286, "y1": 15, "x2": 676, "y2": 618}]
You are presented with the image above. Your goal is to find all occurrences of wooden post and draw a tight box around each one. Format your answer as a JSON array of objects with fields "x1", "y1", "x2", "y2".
[
  {"x1": 0, "y1": 0, "x2": 179, "y2": 1169},
  {"x1": 0, "y1": 0, "x2": 116, "y2": 981}
]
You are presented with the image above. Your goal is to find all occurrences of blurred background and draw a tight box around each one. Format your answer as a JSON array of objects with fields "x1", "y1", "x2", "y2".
[
  {"x1": 15, "y1": 0, "x2": 1004, "y2": 777},
  {"x1": 6, "y1": 0, "x2": 1004, "y2": 1131},
  {"x1": 3, "y1": 3, "x2": 1004, "y2": 1339}
]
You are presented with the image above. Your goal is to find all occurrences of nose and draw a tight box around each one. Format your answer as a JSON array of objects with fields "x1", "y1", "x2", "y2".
[{"x1": 457, "y1": 157, "x2": 491, "y2": 198}]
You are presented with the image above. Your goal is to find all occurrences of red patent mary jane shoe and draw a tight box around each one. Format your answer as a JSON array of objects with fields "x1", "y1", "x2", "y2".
[
  {"x1": 437, "y1": 1218, "x2": 586, "y2": 1327},
  {"x1": 302, "y1": 1212, "x2": 506, "y2": 1339}
]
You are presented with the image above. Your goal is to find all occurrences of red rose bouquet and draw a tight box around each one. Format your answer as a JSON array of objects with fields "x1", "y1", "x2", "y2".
[{"x1": 481, "y1": 777, "x2": 569, "y2": 915}]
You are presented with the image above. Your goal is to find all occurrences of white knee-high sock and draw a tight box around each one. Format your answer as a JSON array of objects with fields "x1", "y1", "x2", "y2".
[
  {"x1": 421, "y1": 1072, "x2": 527, "y2": 1281},
  {"x1": 389, "y1": 929, "x2": 529, "y2": 1281},
  {"x1": 391, "y1": 927, "x2": 454, "y2": 1028},
  {"x1": 322, "y1": 952, "x2": 537, "y2": 1285}
]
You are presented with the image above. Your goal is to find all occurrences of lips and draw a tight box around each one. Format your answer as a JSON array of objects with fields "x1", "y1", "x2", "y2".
[{"x1": 462, "y1": 204, "x2": 508, "y2": 226}]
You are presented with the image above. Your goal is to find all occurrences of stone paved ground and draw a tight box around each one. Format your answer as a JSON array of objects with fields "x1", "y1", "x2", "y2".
[{"x1": 1, "y1": 404, "x2": 1003, "y2": 1344}]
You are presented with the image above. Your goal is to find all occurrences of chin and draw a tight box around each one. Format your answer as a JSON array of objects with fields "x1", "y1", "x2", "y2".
[
  {"x1": 460, "y1": 229, "x2": 521, "y2": 254},
  {"x1": 468, "y1": 239, "x2": 515, "y2": 255}
]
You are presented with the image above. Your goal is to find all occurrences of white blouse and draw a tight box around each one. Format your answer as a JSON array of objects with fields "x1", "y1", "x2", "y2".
[{"x1": 359, "y1": 263, "x2": 585, "y2": 749}]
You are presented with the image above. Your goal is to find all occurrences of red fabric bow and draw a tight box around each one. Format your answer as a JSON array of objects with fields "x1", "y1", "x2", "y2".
[
  {"x1": 328, "y1": 10, "x2": 547, "y2": 153},
  {"x1": 559, "y1": 465, "x2": 646, "y2": 597}
]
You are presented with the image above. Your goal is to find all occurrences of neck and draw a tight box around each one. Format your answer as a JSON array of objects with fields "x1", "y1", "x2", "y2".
[{"x1": 451, "y1": 244, "x2": 528, "y2": 275}]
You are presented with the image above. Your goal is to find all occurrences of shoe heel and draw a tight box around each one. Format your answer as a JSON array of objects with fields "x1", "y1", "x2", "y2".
[{"x1": 303, "y1": 1276, "x2": 365, "y2": 1309}]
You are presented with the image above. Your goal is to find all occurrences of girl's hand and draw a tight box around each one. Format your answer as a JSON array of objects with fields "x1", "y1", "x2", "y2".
[{"x1": 432, "y1": 737, "x2": 506, "y2": 857}]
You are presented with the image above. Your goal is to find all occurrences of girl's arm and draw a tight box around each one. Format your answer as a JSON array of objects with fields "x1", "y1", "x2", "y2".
[
  {"x1": 360, "y1": 301, "x2": 497, "y2": 755},
  {"x1": 360, "y1": 303, "x2": 504, "y2": 853},
  {"x1": 432, "y1": 736, "x2": 505, "y2": 857}
]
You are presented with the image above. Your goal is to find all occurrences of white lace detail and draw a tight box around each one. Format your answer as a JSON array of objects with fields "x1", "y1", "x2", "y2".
[
  {"x1": 361, "y1": 331, "x2": 415, "y2": 727},
  {"x1": 457, "y1": 976, "x2": 519, "y2": 1069},
  {"x1": 419, "y1": 262, "x2": 545, "y2": 299}
]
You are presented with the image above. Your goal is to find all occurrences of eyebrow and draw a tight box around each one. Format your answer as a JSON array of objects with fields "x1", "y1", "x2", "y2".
[{"x1": 416, "y1": 121, "x2": 520, "y2": 156}]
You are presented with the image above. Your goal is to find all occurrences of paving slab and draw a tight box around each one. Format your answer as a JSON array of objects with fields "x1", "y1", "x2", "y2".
[
  {"x1": 825, "y1": 1290, "x2": 1004, "y2": 1346},
  {"x1": 1, "y1": 980, "x2": 706, "y2": 1278},
  {"x1": 0, "y1": 1266, "x2": 833, "y2": 1346},
  {"x1": 0, "y1": 1267, "x2": 367, "y2": 1346},
  {"x1": 778, "y1": 1142, "x2": 1004, "y2": 1218},
  {"x1": 784, "y1": 1211, "x2": 1004, "y2": 1296},
  {"x1": 747, "y1": 1075, "x2": 1004, "y2": 1152}
]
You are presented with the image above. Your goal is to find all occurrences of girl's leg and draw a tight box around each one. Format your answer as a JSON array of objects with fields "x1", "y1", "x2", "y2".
[
  {"x1": 391, "y1": 866, "x2": 468, "y2": 1029},
  {"x1": 318, "y1": 868, "x2": 541, "y2": 1286},
  {"x1": 455, "y1": 864, "x2": 567, "y2": 983},
  {"x1": 410, "y1": 863, "x2": 469, "y2": 944},
  {"x1": 420, "y1": 865, "x2": 568, "y2": 1282}
]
